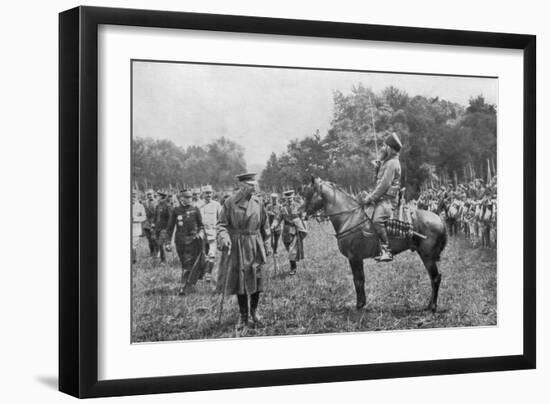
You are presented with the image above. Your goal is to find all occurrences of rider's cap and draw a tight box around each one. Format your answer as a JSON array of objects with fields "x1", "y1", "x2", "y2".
[
  {"x1": 385, "y1": 132, "x2": 402, "y2": 152},
  {"x1": 236, "y1": 172, "x2": 257, "y2": 185}
]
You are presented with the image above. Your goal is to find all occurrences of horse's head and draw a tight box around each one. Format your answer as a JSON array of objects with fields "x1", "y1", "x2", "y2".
[{"x1": 299, "y1": 177, "x2": 325, "y2": 217}]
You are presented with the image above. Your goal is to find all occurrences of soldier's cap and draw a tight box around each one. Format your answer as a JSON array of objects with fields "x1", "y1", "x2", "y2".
[
  {"x1": 179, "y1": 189, "x2": 193, "y2": 198},
  {"x1": 146, "y1": 189, "x2": 154, "y2": 195},
  {"x1": 236, "y1": 172, "x2": 257, "y2": 185},
  {"x1": 202, "y1": 185, "x2": 213, "y2": 193},
  {"x1": 191, "y1": 188, "x2": 200, "y2": 195},
  {"x1": 270, "y1": 193, "x2": 278, "y2": 198},
  {"x1": 283, "y1": 190, "x2": 295, "y2": 197},
  {"x1": 156, "y1": 190, "x2": 167, "y2": 198},
  {"x1": 384, "y1": 132, "x2": 402, "y2": 152}
]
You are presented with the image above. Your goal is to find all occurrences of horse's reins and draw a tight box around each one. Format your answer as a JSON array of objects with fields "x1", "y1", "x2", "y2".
[{"x1": 312, "y1": 183, "x2": 374, "y2": 239}]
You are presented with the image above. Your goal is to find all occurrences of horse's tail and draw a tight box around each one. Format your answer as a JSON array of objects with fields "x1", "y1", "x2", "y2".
[{"x1": 433, "y1": 224, "x2": 448, "y2": 262}]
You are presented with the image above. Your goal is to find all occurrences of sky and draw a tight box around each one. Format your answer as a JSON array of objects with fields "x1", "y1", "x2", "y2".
[{"x1": 132, "y1": 61, "x2": 497, "y2": 172}]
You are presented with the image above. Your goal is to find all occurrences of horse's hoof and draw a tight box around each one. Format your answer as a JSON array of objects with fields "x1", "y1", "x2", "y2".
[{"x1": 425, "y1": 304, "x2": 437, "y2": 313}]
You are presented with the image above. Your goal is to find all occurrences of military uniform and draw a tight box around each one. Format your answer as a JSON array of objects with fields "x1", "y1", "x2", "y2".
[
  {"x1": 154, "y1": 195, "x2": 171, "y2": 263},
  {"x1": 199, "y1": 185, "x2": 222, "y2": 282},
  {"x1": 272, "y1": 191, "x2": 307, "y2": 274},
  {"x1": 266, "y1": 194, "x2": 282, "y2": 254},
  {"x1": 142, "y1": 194, "x2": 158, "y2": 256},
  {"x1": 216, "y1": 173, "x2": 271, "y2": 327},
  {"x1": 132, "y1": 197, "x2": 146, "y2": 263},
  {"x1": 167, "y1": 194, "x2": 205, "y2": 287},
  {"x1": 365, "y1": 132, "x2": 402, "y2": 262}
]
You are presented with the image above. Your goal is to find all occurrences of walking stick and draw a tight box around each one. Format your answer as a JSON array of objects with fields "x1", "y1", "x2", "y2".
[{"x1": 217, "y1": 247, "x2": 231, "y2": 326}]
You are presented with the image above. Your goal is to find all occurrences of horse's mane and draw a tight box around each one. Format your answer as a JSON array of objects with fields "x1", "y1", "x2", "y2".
[{"x1": 322, "y1": 180, "x2": 360, "y2": 205}]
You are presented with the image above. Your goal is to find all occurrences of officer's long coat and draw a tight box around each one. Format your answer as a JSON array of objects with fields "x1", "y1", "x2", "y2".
[{"x1": 216, "y1": 191, "x2": 270, "y2": 295}]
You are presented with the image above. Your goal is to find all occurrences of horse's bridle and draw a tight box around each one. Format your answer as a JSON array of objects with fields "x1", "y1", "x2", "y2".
[{"x1": 310, "y1": 181, "x2": 372, "y2": 239}]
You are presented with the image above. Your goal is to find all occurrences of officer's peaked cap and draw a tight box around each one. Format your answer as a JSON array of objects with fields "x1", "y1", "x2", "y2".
[
  {"x1": 236, "y1": 172, "x2": 257, "y2": 184},
  {"x1": 180, "y1": 189, "x2": 192, "y2": 197}
]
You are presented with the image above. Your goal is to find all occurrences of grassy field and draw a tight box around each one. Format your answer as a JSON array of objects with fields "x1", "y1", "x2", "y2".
[{"x1": 132, "y1": 221, "x2": 497, "y2": 342}]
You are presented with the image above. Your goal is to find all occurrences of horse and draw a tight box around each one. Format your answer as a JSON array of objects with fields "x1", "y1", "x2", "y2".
[{"x1": 300, "y1": 177, "x2": 447, "y2": 313}]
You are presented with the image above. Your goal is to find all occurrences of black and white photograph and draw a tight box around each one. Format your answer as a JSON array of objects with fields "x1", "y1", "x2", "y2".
[{"x1": 131, "y1": 60, "x2": 498, "y2": 342}]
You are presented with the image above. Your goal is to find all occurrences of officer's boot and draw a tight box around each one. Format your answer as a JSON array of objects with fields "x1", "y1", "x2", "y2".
[
  {"x1": 204, "y1": 261, "x2": 214, "y2": 283},
  {"x1": 159, "y1": 244, "x2": 166, "y2": 264},
  {"x1": 178, "y1": 270, "x2": 191, "y2": 295},
  {"x1": 237, "y1": 294, "x2": 249, "y2": 329},
  {"x1": 289, "y1": 260, "x2": 297, "y2": 275},
  {"x1": 374, "y1": 225, "x2": 393, "y2": 262},
  {"x1": 249, "y1": 292, "x2": 262, "y2": 327},
  {"x1": 272, "y1": 234, "x2": 279, "y2": 255}
]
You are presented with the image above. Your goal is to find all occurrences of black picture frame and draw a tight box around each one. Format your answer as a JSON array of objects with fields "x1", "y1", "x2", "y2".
[{"x1": 59, "y1": 5, "x2": 536, "y2": 398}]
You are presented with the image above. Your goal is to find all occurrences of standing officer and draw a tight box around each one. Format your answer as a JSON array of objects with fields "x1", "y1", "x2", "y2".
[
  {"x1": 199, "y1": 185, "x2": 221, "y2": 283},
  {"x1": 216, "y1": 173, "x2": 271, "y2": 328},
  {"x1": 154, "y1": 191, "x2": 172, "y2": 265},
  {"x1": 167, "y1": 189, "x2": 205, "y2": 291},
  {"x1": 361, "y1": 132, "x2": 402, "y2": 262},
  {"x1": 142, "y1": 189, "x2": 158, "y2": 257},
  {"x1": 266, "y1": 193, "x2": 282, "y2": 254},
  {"x1": 132, "y1": 191, "x2": 146, "y2": 264},
  {"x1": 271, "y1": 190, "x2": 307, "y2": 275}
]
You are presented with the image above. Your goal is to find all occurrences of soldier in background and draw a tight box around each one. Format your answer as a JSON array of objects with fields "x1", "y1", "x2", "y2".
[
  {"x1": 154, "y1": 191, "x2": 172, "y2": 265},
  {"x1": 142, "y1": 189, "x2": 158, "y2": 257},
  {"x1": 132, "y1": 191, "x2": 146, "y2": 264},
  {"x1": 167, "y1": 189, "x2": 205, "y2": 292},
  {"x1": 191, "y1": 188, "x2": 202, "y2": 208},
  {"x1": 199, "y1": 185, "x2": 222, "y2": 283},
  {"x1": 217, "y1": 173, "x2": 271, "y2": 328},
  {"x1": 266, "y1": 193, "x2": 282, "y2": 254},
  {"x1": 272, "y1": 190, "x2": 307, "y2": 275}
]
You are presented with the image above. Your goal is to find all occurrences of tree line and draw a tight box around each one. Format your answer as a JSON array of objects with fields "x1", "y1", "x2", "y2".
[
  {"x1": 132, "y1": 136, "x2": 246, "y2": 190},
  {"x1": 260, "y1": 84, "x2": 496, "y2": 198}
]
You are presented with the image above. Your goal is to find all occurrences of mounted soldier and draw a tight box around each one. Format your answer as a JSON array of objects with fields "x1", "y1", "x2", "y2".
[{"x1": 360, "y1": 132, "x2": 402, "y2": 262}]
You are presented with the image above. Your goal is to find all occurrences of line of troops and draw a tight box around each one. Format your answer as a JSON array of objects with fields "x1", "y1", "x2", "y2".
[
  {"x1": 131, "y1": 173, "x2": 307, "y2": 328},
  {"x1": 415, "y1": 176, "x2": 497, "y2": 248}
]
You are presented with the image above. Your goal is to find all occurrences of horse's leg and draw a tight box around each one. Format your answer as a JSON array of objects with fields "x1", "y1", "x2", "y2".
[
  {"x1": 349, "y1": 259, "x2": 366, "y2": 310},
  {"x1": 419, "y1": 254, "x2": 442, "y2": 313}
]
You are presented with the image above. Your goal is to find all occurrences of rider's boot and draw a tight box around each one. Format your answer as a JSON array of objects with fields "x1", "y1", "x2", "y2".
[
  {"x1": 374, "y1": 226, "x2": 393, "y2": 262},
  {"x1": 376, "y1": 243, "x2": 393, "y2": 262}
]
